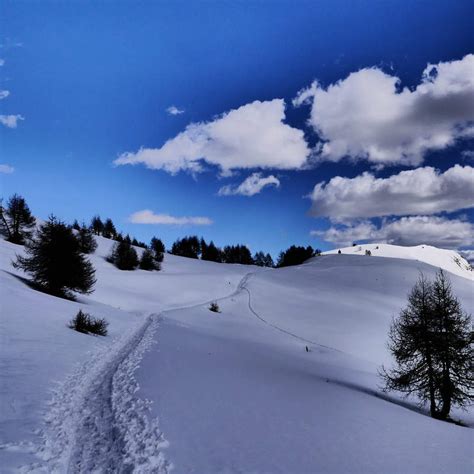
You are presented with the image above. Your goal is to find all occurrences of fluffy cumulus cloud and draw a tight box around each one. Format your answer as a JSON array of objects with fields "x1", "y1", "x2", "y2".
[
  {"x1": 0, "y1": 114, "x2": 24, "y2": 128},
  {"x1": 0, "y1": 90, "x2": 10, "y2": 100},
  {"x1": 310, "y1": 165, "x2": 474, "y2": 220},
  {"x1": 294, "y1": 54, "x2": 474, "y2": 166},
  {"x1": 313, "y1": 216, "x2": 474, "y2": 249},
  {"x1": 129, "y1": 209, "x2": 213, "y2": 226},
  {"x1": 0, "y1": 164, "x2": 14, "y2": 174},
  {"x1": 166, "y1": 105, "x2": 185, "y2": 115},
  {"x1": 218, "y1": 172, "x2": 280, "y2": 196},
  {"x1": 115, "y1": 99, "x2": 310, "y2": 175}
]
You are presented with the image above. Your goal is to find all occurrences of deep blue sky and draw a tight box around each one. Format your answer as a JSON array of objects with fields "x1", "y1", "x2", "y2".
[{"x1": 1, "y1": 1, "x2": 473, "y2": 256}]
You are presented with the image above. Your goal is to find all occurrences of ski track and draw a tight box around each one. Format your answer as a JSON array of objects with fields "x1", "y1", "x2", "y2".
[
  {"x1": 239, "y1": 272, "x2": 342, "y2": 353},
  {"x1": 17, "y1": 270, "x2": 343, "y2": 474},
  {"x1": 20, "y1": 313, "x2": 170, "y2": 474},
  {"x1": 18, "y1": 271, "x2": 257, "y2": 473}
]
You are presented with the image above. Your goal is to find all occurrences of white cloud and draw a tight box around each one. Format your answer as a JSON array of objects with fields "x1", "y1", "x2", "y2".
[
  {"x1": 0, "y1": 164, "x2": 14, "y2": 174},
  {"x1": 166, "y1": 105, "x2": 185, "y2": 115},
  {"x1": 0, "y1": 90, "x2": 9, "y2": 99},
  {"x1": 218, "y1": 172, "x2": 280, "y2": 196},
  {"x1": 313, "y1": 216, "x2": 474, "y2": 249},
  {"x1": 0, "y1": 114, "x2": 24, "y2": 128},
  {"x1": 129, "y1": 209, "x2": 213, "y2": 226},
  {"x1": 294, "y1": 54, "x2": 474, "y2": 166},
  {"x1": 115, "y1": 99, "x2": 310, "y2": 175},
  {"x1": 0, "y1": 59, "x2": 5, "y2": 66},
  {"x1": 310, "y1": 165, "x2": 474, "y2": 220}
]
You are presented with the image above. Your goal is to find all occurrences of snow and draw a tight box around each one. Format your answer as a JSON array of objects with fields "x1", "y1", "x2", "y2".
[
  {"x1": 1, "y1": 236, "x2": 473, "y2": 473},
  {"x1": 324, "y1": 243, "x2": 473, "y2": 281}
]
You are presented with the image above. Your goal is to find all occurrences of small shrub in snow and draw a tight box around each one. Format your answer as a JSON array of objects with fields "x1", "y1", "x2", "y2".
[
  {"x1": 209, "y1": 302, "x2": 220, "y2": 313},
  {"x1": 69, "y1": 310, "x2": 108, "y2": 336},
  {"x1": 365, "y1": 249, "x2": 372, "y2": 256}
]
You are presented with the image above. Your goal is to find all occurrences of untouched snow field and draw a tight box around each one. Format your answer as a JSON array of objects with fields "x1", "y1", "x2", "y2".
[{"x1": 0, "y1": 235, "x2": 473, "y2": 473}]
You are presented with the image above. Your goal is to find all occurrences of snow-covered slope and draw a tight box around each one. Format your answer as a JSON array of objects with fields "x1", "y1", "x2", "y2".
[
  {"x1": 324, "y1": 243, "x2": 473, "y2": 281},
  {"x1": 1, "y1": 236, "x2": 473, "y2": 473}
]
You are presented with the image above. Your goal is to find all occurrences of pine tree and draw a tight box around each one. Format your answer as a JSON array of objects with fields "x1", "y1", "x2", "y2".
[
  {"x1": 430, "y1": 270, "x2": 473, "y2": 419},
  {"x1": 253, "y1": 251, "x2": 266, "y2": 267},
  {"x1": 13, "y1": 216, "x2": 96, "y2": 298},
  {"x1": 201, "y1": 240, "x2": 222, "y2": 262},
  {"x1": 171, "y1": 236, "x2": 201, "y2": 259},
  {"x1": 72, "y1": 219, "x2": 81, "y2": 231},
  {"x1": 254, "y1": 251, "x2": 273, "y2": 267},
  {"x1": 277, "y1": 245, "x2": 314, "y2": 267},
  {"x1": 222, "y1": 244, "x2": 253, "y2": 264},
  {"x1": 90, "y1": 216, "x2": 104, "y2": 236},
  {"x1": 139, "y1": 248, "x2": 160, "y2": 270},
  {"x1": 150, "y1": 237, "x2": 165, "y2": 262},
  {"x1": 0, "y1": 194, "x2": 36, "y2": 244},
  {"x1": 263, "y1": 253, "x2": 274, "y2": 267},
  {"x1": 102, "y1": 218, "x2": 116, "y2": 239},
  {"x1": 77, "y1": 223, "x2": 98, "y2": 254},
  {"x1": 108, "y1": 239, "x2": 139, "y2": 270},
  {"x1": 381, "y1": 271, "x2": 473, "y2": 420}
]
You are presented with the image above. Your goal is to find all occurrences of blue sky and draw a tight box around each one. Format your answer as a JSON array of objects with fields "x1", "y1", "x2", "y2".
[{"x1": 1, "y1": 0, "x2": 473, "y2": 257}]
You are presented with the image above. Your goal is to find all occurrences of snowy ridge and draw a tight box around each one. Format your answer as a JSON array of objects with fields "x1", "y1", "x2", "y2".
[
  {"x1": 21, "y1": 314, "x2": 170, "y2": 474},
  {"x1": 323, "y1": 243, "x2": 473, "y2": 281}
]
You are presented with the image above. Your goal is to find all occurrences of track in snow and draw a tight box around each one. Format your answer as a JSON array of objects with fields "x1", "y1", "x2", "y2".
[
  {"x1": 23, "y1": 314, "x2": 170, "y2": 473},
  {"x1": 239, "y1": 272, "x2": 342, "y2": 352},
  {"x1": 23, "y1": 272, "x2": 257, "y2": 473}
]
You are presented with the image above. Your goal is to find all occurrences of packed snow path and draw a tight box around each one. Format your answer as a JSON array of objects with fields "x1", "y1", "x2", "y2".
[
  {"x1": 22, "y1": 314, "x2": 170, "y2": 473},
  {"x1": 24, "y1": 271, "x2": 257, "y2": 473}
]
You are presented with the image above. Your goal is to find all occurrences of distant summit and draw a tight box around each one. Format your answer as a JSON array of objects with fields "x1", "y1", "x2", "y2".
[{"x1": 323, "y1": 243, "x2": 473, "y2": 281}]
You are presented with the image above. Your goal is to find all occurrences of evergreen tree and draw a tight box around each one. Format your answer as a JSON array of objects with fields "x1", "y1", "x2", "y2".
[
  {"x1": 277, "y1": 245, "x2": 314, "y2": 267},
  {"x1": 0, "y1": 194, "x2": 36, "y2": 244},
  {"x1": 263, "y1": 253, "x2": 274, "y2": 267},
  {"x1": 171, "y1": 236, "x2": 201, "y2": 259},
  {"x1": 108, "y1": 239, "x2": 139, "y2": 270},
  {"x1": 201, "y1": 240, "x2": 223, "y2": 262},
  {"x1": 430, "y1": 270, "x2": 473, "y2": 419},
  {"x1": 139, "y1": 248, "x2": 160, "y2": 270},
  {"x1": 13, "y1": 216, "x2": 96, "y2": 298},
  {"x1": 150, "y1": 237, "x2": 165, "y2": 262},
  {"x1": 90, "y1": 216, "x2": 104, "y2": 236},
  {"x1": 222, "y1": 244, "x2": 254, "y2": 264},
  {"x1": 381, "y1": 271, "x2": 473, "y2": 420},
  {"x1": 77, "y1": 223, "x2": 98, "y2": 254},
  {"x1": 72, "y1": 219, "x2": 81, "y2": 231},
  {"x1": 102, "y1": 218, "x2": 117, "y2": 239},
  {"x1": 253, "y1": 251, "x2": 266, "y2": 267},
  {"x1": 254, "y1": 251, "x2": 273, "y2": 267}
]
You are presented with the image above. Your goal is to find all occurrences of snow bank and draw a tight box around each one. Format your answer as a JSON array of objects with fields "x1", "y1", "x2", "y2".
[{"x1": 323, "y1": 243, "x2": 473, "y2": 281}]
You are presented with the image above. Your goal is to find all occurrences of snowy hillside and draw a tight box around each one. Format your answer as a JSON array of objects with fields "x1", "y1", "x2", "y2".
[
  {"x1": 324, "y1": 243, "x2": 473, "y2": 281},
  {"x1": 1, "y1": 236, "x2": 473, "y2": 473}
]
